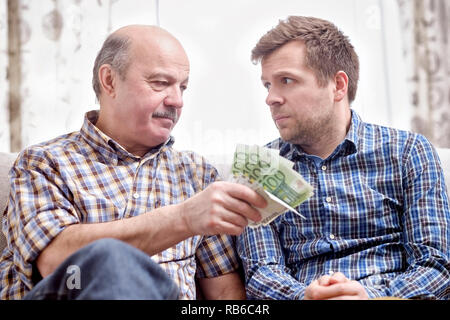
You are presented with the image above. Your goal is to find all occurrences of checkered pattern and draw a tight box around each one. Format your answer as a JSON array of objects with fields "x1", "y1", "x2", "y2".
[
  {"x1": 0, "y1": 110, "x2": 239, "y2": 300},
  {"x1": 237, "y1": 110, "x2": 450, "y2": 300}
]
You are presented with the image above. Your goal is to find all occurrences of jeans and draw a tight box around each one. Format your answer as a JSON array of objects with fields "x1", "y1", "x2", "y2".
[{"x1": 24, "y1": 238, "x2": 179, "y2": 300}]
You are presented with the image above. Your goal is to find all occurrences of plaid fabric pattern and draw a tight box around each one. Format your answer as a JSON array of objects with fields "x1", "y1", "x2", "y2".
[
  {"x1": 237, "y1": 110, "x2": 450, "y2": 300},
  {"x1": 0, "y1": 110, "x2": 239, "y2": 300}
]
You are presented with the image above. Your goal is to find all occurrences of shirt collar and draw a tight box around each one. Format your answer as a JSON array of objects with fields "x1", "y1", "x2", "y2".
[
  {"x1": 278, "y1": 109, "x2": 362, "y2": 161},
  {"x1": 345, "y1": 109, "x2": 362, "y2": 152},
  {"x1": 80, "y1": 110, "x2": 175, "y2": 164}
]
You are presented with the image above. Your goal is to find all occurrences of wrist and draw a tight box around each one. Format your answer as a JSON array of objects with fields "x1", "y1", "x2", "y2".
[{"x1": 175, "y1": 200, "x2": 195, "y2": 237}]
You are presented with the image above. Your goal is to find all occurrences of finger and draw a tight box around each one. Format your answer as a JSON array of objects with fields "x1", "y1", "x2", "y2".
[
  {"x1": 206, "y1": 202, "x2": 249, "y2": 234},
  {"x1": 327, "y1": 281, "x2": 368, "y2": 300},
  {"x1": 328, "y1": 295, "x2": 361, "y2": 300},
  {"x1": 221, "y1": 207, "x2": 251, "y2": 228},
  {"x1": 213, "y1": 220, "x2": 246, "y2": 236},
  {"x1": 329, "y1": 272, "x2": 349, "y2": 285},
  {"x1": 225, "y1": 182, "x2": 268, "y2": 209},
  {"x1": 304, "y1": 280, "x2": 320, "y2": 300},
  {"x1": 318, "y1": 275, "x2": 332, "y2": 286},
  {"x1": 222, "y1": 194, "x2": 262, "y2": 222},
  {"x1": 308, "y1": 282, "x2": 360, "y2": 300}
]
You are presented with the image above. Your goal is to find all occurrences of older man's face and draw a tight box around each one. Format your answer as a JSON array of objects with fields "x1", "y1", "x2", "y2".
[{"x1": 110, "y1": 33, "x2": 190, "y2": 154}]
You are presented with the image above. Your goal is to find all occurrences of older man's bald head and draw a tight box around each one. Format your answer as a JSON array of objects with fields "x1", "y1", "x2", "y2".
[
  {"x1": 112, "y1": 24, "x2": 173, "y2": 39},
  {"x1": 92, "y1": 25, "x2": 187, "y2": 99}
]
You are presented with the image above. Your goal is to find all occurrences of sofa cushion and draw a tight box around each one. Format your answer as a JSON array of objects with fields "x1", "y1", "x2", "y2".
[{"x1": 0, "y1": 152, "x2": 18, "y2": 253}]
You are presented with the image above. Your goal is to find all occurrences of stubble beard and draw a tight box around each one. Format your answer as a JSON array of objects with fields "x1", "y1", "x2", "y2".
[{"x1": 280, "y1": 111, "x2": 335, "y2": 147}]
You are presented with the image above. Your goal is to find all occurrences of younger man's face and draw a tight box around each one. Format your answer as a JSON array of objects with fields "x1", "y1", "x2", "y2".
[{"x1": 261, "y1": 40, "x2": 336, "y2": 146}]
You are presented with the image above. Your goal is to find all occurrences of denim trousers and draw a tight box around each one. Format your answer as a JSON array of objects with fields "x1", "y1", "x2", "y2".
[{"x1": 24, "y1": 238, "x2": 179, "y2": 300}]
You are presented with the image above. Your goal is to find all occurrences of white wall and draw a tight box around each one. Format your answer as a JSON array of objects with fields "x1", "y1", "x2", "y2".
[
  {"x1": 161, "y1": 0, "x2": 411, "y2": 160},
  {"x1": 1, "y1": 0, "x2": 411, "y2": 158}
]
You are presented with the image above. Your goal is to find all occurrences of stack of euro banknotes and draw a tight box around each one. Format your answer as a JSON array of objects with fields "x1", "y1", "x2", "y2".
[{"x1": 229, "y1": 144, "x2": 314, "y2": 228}]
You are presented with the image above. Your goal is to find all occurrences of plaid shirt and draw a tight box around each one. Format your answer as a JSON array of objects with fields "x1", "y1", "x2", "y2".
[
  {"x1": 237, "y1": 110, "x2": 450, "y2": 300},
  {"x1": 0, "y1": 110, "x2": 239, "y2": 300}
]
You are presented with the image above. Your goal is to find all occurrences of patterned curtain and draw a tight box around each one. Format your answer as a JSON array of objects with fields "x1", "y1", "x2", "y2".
[
  {"x1": 1, "y1": 0, "x2": 158, "y2": 152},
  {"x1": 397, "y1": 0, "x2": 450, "y2": 148},
  {"x1": 0, "y1": 1, "x2": 10, "y2": 152}
]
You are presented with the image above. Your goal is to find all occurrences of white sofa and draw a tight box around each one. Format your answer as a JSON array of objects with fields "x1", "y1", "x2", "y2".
[{"x1": 1, "y1": 149, "x2": 450, "y2": 253}]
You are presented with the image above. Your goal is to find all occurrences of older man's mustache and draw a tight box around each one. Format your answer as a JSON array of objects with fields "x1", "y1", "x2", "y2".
[{"x1": 152, "y1": 109, "x2": 178, "y2": 122}]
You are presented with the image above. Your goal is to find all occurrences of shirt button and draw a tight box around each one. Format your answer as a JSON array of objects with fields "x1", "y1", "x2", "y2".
[
  {"x1": 133, "y1": 193, "x2": 140, "y2": 199},
  {"x1": 325, "y1": 196, "x2": 332, "y2": 203},
  {"x1": 329, "y1": 233, "x2": 336, "y2": 240},
  {"x1": 321, "y1": 165, "x2": 327, "y2": 171},
  {"x1": 328, "y1": 270, "x2": 335, "y2": 275}
]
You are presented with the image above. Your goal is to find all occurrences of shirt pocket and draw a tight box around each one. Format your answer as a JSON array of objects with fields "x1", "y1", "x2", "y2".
[
  {"x1": 72, "y1": 189, "x2": 123, "y2": 223},
  {"x1": 337, "y1": 183, "x2": 403, "y2": 238}
]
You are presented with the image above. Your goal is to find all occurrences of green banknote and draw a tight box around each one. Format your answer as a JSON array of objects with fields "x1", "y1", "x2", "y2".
[{"x1": 230, "y1": 144, "x2": 313, "y2": 227}]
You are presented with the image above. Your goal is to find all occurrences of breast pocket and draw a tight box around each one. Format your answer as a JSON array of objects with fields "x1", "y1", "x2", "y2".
[{"x1": 336, "y1": 183, "x2": 402, "y2": 238}]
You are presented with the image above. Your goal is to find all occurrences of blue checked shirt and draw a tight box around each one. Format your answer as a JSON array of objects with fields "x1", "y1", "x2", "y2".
[
  {"x1": 1, "y1": 110, "x2": 239, "y2": 300},
  {"x1": 237, "y1": 110, "x2": 450, "y2": 300}
]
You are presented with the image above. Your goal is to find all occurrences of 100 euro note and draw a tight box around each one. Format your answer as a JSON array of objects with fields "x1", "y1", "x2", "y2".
[{"x1": 230, "y1": 144, "x2": 314, "y2": 228}]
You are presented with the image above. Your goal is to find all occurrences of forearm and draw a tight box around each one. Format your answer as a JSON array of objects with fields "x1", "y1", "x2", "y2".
[
  {"x1": 36, "y1": 203, "x2": 190, "y2": 277},
  {"x1": 199, "y1": 272, "x2": 246, "y2": 300},
  {"x1": 246, "y1": 265, "x2": 306, "y2": 299}
]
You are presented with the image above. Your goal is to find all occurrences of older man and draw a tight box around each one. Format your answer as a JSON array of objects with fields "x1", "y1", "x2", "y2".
[
  {"x1": 237, "y1": 16, "x2": 450, "y2": 300},
  {"x1": 0, "y1": 25, "x2": 266, "y2": 300}
]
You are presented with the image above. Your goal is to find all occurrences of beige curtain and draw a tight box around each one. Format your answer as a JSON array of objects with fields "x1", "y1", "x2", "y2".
[
  {"x1": 2, "y1": 0, "x2": 158, "y2": 152},
  {"x1": 397, "y1": 0, "x2": 450, "y2": 147},
  {"x1": 0, "y1": 1, "x2": 10, "y2": 152}
]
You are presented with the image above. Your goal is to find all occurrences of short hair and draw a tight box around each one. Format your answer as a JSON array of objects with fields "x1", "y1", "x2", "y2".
[
  {"x1": 92, "y1": 34, "x2": 132, "y2": 99},
  {"x1": 252, "y1": 16, "x2": 359, "y2": 103}
]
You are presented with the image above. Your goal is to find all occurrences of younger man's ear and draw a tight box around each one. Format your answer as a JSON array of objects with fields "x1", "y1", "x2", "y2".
[
  {"x1": 334, "y1": 71, "x2": 348, "y2": 102},
  {"x1": 98, "y1": 64, "x2": 117, "y2": 98}
]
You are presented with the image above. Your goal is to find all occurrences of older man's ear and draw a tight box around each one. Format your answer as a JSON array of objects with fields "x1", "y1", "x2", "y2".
[{"x1": 98, "y1": 64, "x2": 117, "y2": 98}]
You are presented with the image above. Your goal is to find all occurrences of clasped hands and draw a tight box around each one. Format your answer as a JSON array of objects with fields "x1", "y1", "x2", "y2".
[{"x1": 304, "y1": 272, "x2": 369, "y2": 300}]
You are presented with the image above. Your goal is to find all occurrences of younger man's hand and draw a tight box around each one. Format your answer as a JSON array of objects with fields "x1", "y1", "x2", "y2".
[{"x1": 304, "y1": 272, "x2": 369, "y2": 300}]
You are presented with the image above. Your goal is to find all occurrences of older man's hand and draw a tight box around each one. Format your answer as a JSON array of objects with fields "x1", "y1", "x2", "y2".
[{"x1": 180, "y1": 181, "x2": 267, "y2": 236}]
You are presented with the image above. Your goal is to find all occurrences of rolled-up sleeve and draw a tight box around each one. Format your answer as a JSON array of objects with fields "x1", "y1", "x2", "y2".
[
  {"x1": 4, "y1": 148, "x2": 79, "y2": 282},
  {"x1": 195, "y1": 234, "x2": 240, "y2": 278}
]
